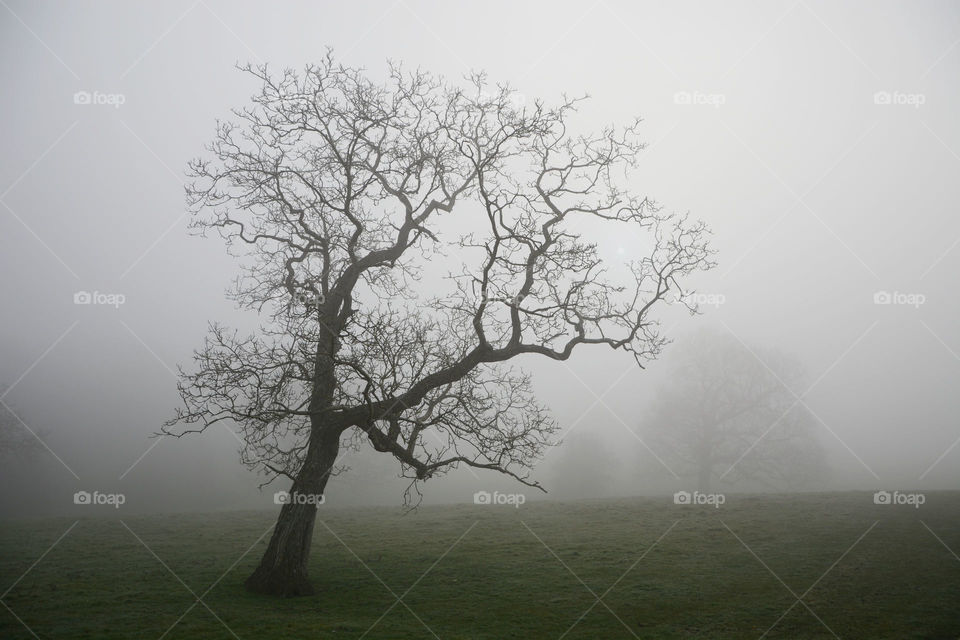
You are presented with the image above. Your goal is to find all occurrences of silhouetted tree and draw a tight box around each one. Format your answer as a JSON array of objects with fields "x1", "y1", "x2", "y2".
[
  {"x1": 642, "y1": 331, "x2": 827, "y2": 493},
  {"x1": 165, "y1": 53, "x2": 713, "y2": 596}
]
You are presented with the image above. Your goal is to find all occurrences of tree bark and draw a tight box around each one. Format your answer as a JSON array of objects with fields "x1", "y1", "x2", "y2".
[{"x1": 244, "y1": 422, "x2": 339, "y2": 597}]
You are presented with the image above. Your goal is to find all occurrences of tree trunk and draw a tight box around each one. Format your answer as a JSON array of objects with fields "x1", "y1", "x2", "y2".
[{"x1": 244, "y1": 424, "x2": 339, "y2": 597}]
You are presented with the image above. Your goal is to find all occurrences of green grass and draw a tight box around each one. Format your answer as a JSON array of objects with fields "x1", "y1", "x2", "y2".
[{"x1": 2, "y1": 492, "x2": 959, "y2": 639}]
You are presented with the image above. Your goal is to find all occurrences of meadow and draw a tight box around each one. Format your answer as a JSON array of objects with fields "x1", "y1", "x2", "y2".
[{"x1": 1, "y1": 492, "x2": 958, "y2": 639}]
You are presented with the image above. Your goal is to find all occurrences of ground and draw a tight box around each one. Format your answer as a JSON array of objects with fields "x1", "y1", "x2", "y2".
[{"x1": 1, "y1": 492, "x2": 958, "y2": 639}]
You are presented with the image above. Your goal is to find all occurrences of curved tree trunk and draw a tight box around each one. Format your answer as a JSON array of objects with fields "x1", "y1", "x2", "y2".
[{"x1": 245, "y1": 424, "x2": 340, "y2": 597}]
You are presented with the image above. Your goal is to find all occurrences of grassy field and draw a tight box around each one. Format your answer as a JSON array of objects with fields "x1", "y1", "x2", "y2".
[{"x1": 1, "y1": 492, "x2": 959, "y2": 639}]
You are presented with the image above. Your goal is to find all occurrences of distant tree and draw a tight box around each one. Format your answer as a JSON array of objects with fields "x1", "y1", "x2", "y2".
[
  {"x1": 165, "y1": 53, "x2": 713, "y2": 596},
  {"x1": 641, "y1": 331, "x2": 826, "y2": 493},
  {"x1": 548, "y1": 433, "x2": 619, "y2": 500},
  {"x1": 0, "y1": 389, "x2": 42, "y2": 457}
]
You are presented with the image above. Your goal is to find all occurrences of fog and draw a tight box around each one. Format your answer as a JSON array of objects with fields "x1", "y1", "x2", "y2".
[{"x1": 2, "y1": 0, "x2": 959, "y2": 518}]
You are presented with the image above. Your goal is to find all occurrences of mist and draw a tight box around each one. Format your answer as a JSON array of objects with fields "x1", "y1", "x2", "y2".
[{"x1": 1, "y1": 0, "x2": 958, "y2": 519}]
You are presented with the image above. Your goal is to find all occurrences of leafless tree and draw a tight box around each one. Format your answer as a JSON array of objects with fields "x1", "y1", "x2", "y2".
[
  {"x1": 642, "y1": 331, "x2": 827, "y2": 494},
  {"x1": 164, "y1": 53, "x2": 714, "y2": 596},
  {"x1": 0, "y1": 390, "x2": 42, "y2": 457},
  {"x1": 548, "y1": 432, "x2": 619, "y2": 500}
]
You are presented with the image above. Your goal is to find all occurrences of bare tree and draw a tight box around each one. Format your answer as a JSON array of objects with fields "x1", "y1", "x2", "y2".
[
  {"x1": 547, "y1": 432, "x2": 620, "y2": 500},
  {"x1": 641, "y1": 331, "x2": 827, "y2": 494},
  {"x1": 165, "y1": 53, "x2": 713, "y2": 596},
  {"x1": 0, "y1": 389, "x2": 42, "y2": 457}
]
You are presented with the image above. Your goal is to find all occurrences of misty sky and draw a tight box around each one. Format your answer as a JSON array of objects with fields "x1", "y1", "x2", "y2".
[{"x1": 1, "y1": 0, "x2": 959, "y2": 516}]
